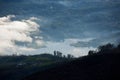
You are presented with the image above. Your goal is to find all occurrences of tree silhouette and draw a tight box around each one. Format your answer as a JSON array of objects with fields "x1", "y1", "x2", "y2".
[
  {"x1": 88, "y1": 50, "x2": 96, "y2": 55},
  {"x1": 98, "y1": 43, "x2": 114, "y2": 53},
  {"x1": 117, "y1": 44, "x2": 120, "y2": 49}
]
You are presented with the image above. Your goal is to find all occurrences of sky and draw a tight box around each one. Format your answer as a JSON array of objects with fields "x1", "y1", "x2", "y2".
[{"x1": 0, "y1": 0, "x2": 120, "y2": 57}]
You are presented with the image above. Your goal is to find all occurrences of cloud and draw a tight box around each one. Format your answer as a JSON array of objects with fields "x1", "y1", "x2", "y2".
[
  {"x1": 58, "y1": 1, "x2": 72, "y2": 7},
  {"x1": 0, "y1": 15, "x2": 44, "y2": 55},
  {"x1": 31, "y1": 38, "x2": 96, "y2": 57},
  {"x1": 72, "y1": 47, "x2": 96, "y2": 57},
  {"x1": 70, "y1": 33, "x2": 120, "y2": 48}
]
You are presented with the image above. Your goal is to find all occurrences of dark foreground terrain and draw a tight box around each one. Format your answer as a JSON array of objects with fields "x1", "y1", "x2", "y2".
[
  {"x1": 24, "y1": 52, "x2": 120, "y2": 80},
  {"x1": 0, "y1": 53, "x2": 70, "y2": 80}
]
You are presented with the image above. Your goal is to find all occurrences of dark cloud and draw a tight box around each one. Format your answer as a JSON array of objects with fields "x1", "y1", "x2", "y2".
[
  {"x1": 0, "y1": 0, "x2": 120, "y2": 46},
  {"x1": 71, "y1": 31, "x2": 120, "y2": 48}
]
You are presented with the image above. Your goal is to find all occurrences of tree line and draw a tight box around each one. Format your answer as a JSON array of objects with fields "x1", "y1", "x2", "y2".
[{"x1": 88, "y1": 43, "x2": 120, "y2": 55}]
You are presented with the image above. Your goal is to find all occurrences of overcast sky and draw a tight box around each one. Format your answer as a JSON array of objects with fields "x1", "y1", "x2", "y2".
[{"x1": 0, "y1": 0, "x2": 120, "y2": 57}]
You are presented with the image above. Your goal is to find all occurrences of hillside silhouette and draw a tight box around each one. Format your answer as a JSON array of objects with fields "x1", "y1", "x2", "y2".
[
  {"x1": 0, "y1": 53, "x2": 72, "y2": 80},
  {"x1": 23, "y1": 43, "x2": 120, "y2": 80}
]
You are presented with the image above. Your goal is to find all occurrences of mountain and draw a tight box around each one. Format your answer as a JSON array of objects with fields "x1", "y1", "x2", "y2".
[{"x1": 23, "y1": 52, "x2": 120, "y2": 80}]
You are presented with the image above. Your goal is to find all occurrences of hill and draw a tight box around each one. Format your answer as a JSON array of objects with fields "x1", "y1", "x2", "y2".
[
  {"x1": 0, "y1": 53, "x2": 70, "y2": 80},
  {"x1": 23, "y1": 52, "x2": 120, "y2": 80}
]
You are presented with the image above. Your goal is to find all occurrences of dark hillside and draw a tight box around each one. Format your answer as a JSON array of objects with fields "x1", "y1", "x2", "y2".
[
  {"x1": 0, "y1": 53, "x2": 70, "y2": 80},
  {"x1": 24, "y1": 52, "x2": 120, "y2": 80}
]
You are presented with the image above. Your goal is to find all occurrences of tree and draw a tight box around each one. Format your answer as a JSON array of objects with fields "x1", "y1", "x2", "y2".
[
  {"x1": 117, "y1": 44, "x2": 120, "y2": 49},
  {"x1": 54, "y1": 51, "x2": 57, "y2": 56},
  {"x1": 67, "y1": 54, "x2": 74, "y2": 59},
  {"x1": 98, "y1": 43, "x2": 114, "y2": 52},
  {"x1": 88, "y1": 50, "x2": 96, "y2": 55}
]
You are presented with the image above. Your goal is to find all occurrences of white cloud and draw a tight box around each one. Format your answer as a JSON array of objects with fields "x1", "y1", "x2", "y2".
[
  {"x1": 72, "y1": 47, "x2": 96, "y2": 57},
  {"x1": 31, "y1": 38, "x2": 96, "y2": 57},
  {"x1": 35, "y1": 40, "x2": 45, "y2": 47},
  {"x1": 0, "y1": 15, "x2": 44, "y2": 55}
]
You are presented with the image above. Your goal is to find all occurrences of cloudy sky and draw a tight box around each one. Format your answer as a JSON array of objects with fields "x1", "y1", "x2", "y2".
[{"x1": 0, "y1": 0, "x2": 120, "y2": 57}]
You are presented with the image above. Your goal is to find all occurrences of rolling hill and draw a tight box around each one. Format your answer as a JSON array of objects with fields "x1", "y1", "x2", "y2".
[
  {"x1": 23, "y1": 52, "x2": 120, "y2": 80},
  {"x1": 0, "y1": 53, "x2": 70, "y2": 80}
]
